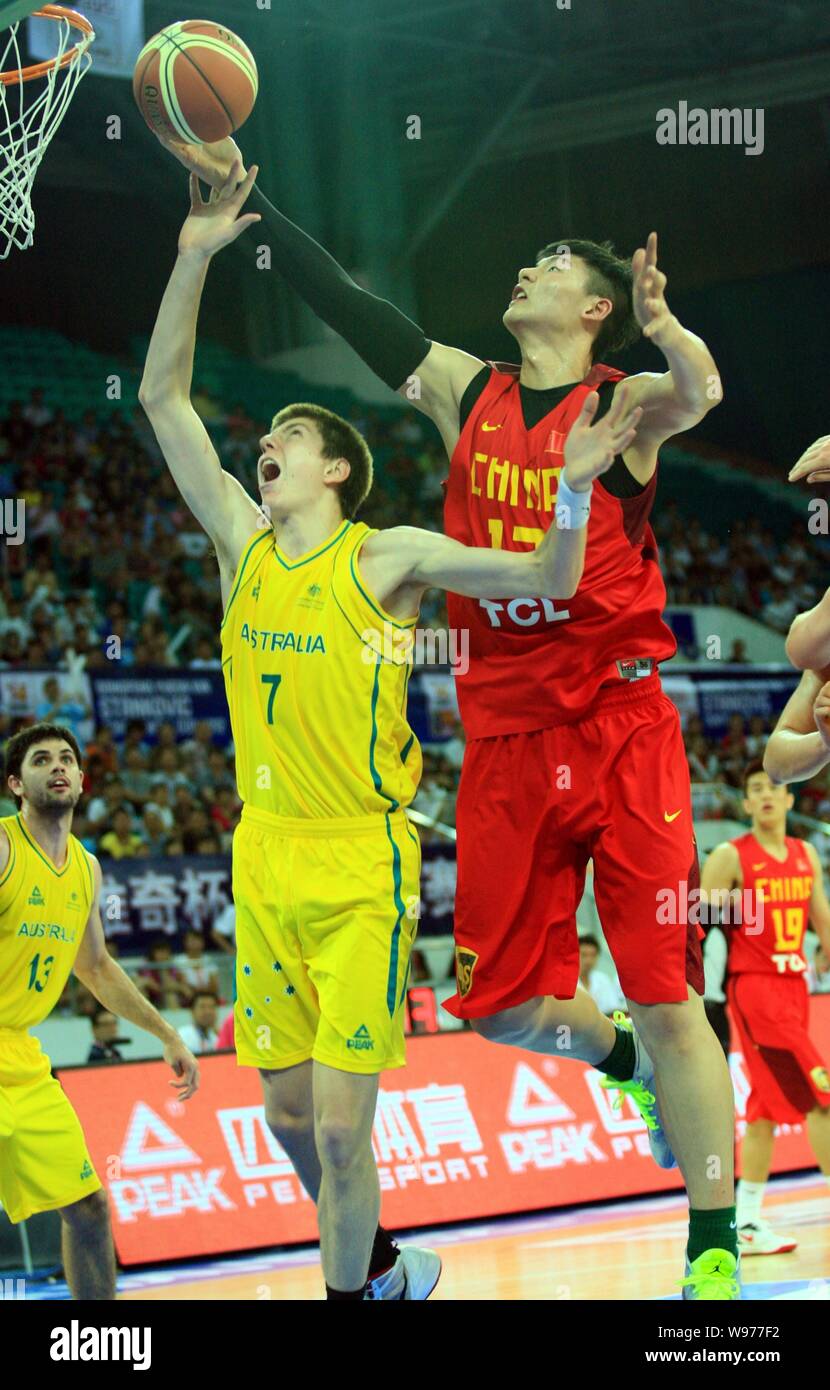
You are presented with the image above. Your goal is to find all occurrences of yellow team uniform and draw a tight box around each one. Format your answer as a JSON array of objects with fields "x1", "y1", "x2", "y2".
[
  {"x1": 221, "y1": 517, "x2": 422, "y2": 1073},
  {"x1": 0, "y1": 814, "x2": 101, "y2": 1223}
]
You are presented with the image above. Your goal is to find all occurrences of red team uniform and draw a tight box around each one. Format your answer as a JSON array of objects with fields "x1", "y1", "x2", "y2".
[
  {"x1": 442, "y1": 362, "x2": 705, "y2": 1017},
  {"x1": 728, "y1": 833, "x2": 830, "y2": 1124}
]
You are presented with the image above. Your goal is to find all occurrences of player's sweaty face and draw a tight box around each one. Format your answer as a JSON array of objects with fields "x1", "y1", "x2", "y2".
[
  {"x1": 20, "y1": 742, "x2": 82, "y2": 808},
  {"x1": 743, "y1": 774, "x2": 792, "y2": 823}
]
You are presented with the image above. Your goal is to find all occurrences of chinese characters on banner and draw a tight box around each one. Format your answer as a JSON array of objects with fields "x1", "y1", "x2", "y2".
[{"x1": 59, "y1": 1001, "x2": 830, "y2": 1267}]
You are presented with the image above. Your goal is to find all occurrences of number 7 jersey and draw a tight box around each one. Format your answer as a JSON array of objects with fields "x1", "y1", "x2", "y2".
[{"x1": 219, "y1": 519, "x2": 422, "y2": 818}]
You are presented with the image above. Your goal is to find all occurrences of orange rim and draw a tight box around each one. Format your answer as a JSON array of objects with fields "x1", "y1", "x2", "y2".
[{"x1": 0, "y1": 5, "x2": 93, "y2": 86}]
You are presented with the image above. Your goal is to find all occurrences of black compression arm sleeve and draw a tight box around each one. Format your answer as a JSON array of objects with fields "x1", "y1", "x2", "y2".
[{"x1": 249, "y1": 183, "x2": 431, "y2": 392}]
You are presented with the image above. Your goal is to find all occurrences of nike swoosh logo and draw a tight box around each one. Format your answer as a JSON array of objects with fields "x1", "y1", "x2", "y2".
[
  {"x1": 664, "y1": 810, "x2": 682, "y2": 823},
  {"x1": 481, "y1": 421, "x2": 502, "y2": 432}
]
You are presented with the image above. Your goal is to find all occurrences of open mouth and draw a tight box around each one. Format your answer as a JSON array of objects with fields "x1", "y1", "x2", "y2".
[
  {"x1": 50, "y1": 780, "x2": 70, "y2": 790},
  {"x1": 510, "y1": 285, "x2": 528, "y2": 303},
  {"x1": 259, "y1": 456, "x2": 282, "y2": 485}
]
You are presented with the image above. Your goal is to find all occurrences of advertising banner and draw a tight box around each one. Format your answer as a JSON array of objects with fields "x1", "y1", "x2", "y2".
[
  {"x1": 694, "y1": 676, "x2": 798, "y2": 738},
  {"x1": 99, "y1": 840, "x2": 457, "y2": 948},
  {"x1": 88, "y1": 669, "x2": 231, "y2": 746},
  {"x1": 59, "y1": 999, "x2": 830, "y2": 1266}
]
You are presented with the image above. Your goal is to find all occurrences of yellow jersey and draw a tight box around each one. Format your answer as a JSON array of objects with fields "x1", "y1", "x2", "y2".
[
  {"x1": 220, "y1": 519, "x2": 423, "y2": 818},
  {"x1": 0, "y1": 813, "x2": 94, "y2": 1030}
]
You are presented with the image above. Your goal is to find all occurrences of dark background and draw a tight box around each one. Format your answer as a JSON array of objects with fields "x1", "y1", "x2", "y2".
[{"x1": 1, "y1": 0, "x2": 829, "y2": 466}]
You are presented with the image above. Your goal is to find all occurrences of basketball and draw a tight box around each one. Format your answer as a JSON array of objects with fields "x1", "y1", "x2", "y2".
[{"x1": 132, "y1": 19, "x2": 258, "y2": 145}]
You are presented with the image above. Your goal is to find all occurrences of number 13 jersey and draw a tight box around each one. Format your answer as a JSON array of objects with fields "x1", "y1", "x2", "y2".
[{"x1": 0, "y1": 815, "x2": 94, "y2": 1030}]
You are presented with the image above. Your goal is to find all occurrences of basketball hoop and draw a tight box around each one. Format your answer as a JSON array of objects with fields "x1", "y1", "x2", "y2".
[{"x1": 0, "y1": 5, "x2": 94, "y2": 258}]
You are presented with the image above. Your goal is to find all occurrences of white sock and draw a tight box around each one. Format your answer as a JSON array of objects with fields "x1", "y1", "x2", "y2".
[{"x1": 736, "y1": 1179, "x2": 765, "y2": 1228}]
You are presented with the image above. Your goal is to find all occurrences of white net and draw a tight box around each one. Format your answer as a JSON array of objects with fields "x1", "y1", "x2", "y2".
[{"x1": 0, "y1": 8, "x2": 93, "y2": 258}]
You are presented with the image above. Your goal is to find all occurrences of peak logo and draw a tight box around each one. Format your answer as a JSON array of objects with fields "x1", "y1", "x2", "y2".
[
  {"x1": 110, "y1": 1103, "x2": 236, "y2": 1224},
  {"x1": 120, "y1": 1102, "x2": 200, "y2": 1171},
  {"x1": 507, "y1": 1063, "x2": 576, "y2": 1125}
]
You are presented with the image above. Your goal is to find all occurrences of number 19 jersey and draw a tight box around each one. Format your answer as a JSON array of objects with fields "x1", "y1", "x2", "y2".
[
  {"x1": 730, "y1": 833, "x2": 813, "y2": 977},
  {"x1": 219, "y1": 519, "x2": 422, "y2": 818}
]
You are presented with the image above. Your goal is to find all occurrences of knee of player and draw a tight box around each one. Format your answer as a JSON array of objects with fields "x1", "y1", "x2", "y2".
[
  {"x1": 470, "y1": 1001, "x2": 537, "y2": 1046},
  {"x1": 314, "y1": 1114, "x2": 370, "y2": 1174},
  {"x1": 59, "y1": 1187, "x2": 110, "y2": 1230},
  {"x1": 628, "y1": 1001, "x2": 695, "y2": 1051},
  {"x1": 265, "y1": 1105, "x2": 315, "y2": 1142}
]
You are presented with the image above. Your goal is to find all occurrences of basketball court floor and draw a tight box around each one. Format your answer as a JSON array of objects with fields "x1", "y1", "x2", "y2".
[{"x1": 20, "y1": 1171, "x2": 829, "y2": 1301}]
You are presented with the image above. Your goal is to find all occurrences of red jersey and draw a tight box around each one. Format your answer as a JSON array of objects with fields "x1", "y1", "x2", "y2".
[
  {"x1": 443, "y1": 363, "x2": 676, "y2": 737},
  {"x1": 730, "y1": 833, "x2": 814, "y2": 977}
]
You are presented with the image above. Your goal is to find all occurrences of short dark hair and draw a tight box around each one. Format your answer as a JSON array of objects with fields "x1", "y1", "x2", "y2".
[
  {"x1": 743, "y1": 758, "x2": 781, "y2": 791},
  {"x1": 191, "y1": 989, "x2": 218, "y2": 1007},
  {"x1": 269, "y1": 403, "x2": 373, "y2": 519},
  {"x1": 3, "y1": 724, "x2": 82, "y2": 810},
  {"x1": 536, "y1": 238, "x2": 639, "y2": 362},
  {"x1": 578, "y1": 933, "x2": 600, "y2": 951}
]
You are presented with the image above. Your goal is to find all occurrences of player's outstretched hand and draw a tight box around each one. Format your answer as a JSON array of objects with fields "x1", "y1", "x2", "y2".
[
  {"x1": 562, "y1": 384, "x2": 642, "y2": 492},
  {"x1": 631, "y1": 231, "x2": 676, "y2": 344},
  {"x1": 164, "y1": 1036, "x2": 200, "y2": 1101},
  {"x1": 814, "y1": 682, "x2": 830, "y2": 750},
  {"x1": 788, "y1": 436, "x2": 830, "y2": 485},
  {"x1": 178, "y1": 159, "x2": 262, "y2": 259},
  {"x1": 154, "y1": 127, "x2": 245, "y2": 189}
]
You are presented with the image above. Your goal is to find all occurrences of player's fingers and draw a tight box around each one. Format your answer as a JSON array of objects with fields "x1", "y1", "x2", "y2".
[
  {"x1": 219, "y1": 157, "x2": 243, "y2": 198},
  {"x1": 604, "y1": 381, "x2": 629, "y2": 427},
  {"x1": 229, "y1": 213, "x2": 262, "y2": 242},
  {"x1": 642, "y1": 316, "x2": 668, "y2": 339},
  {"x1": 789, "y1": 438, "x2": 830, "y2": 479},
  {"x1": 789, "y1": 462, "x2": 828, "y2": 482},
  {"x1": 189, "y1": 172, "x2": 204, "y2": 210},
  {"x1": 607, "y1": 423, "x2": 639, "y2": 458},
  {"x1": 577, "y1": 389, "x2": 600, "y2": 427},
  {"x1": 646, "y1": 230, "x2": 658, "y2": 266},
  {"x1": 231, "y1": 163, "x2": 259, "y2": 203},
  {"x1": 606, "y1": 399, "x2": 639, "y2": 440}
]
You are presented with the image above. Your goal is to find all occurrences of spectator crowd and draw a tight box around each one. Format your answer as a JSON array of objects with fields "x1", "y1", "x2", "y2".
[{"x1": 4, "y1": 385, "x2": 830, "y2": 1050}]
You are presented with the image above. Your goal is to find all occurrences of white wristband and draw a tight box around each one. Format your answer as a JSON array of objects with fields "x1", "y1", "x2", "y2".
[{"x1": 555, "y1": 475, "x2": 592, "y2": 530}]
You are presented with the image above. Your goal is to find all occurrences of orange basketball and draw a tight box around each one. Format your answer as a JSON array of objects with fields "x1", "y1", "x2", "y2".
[{"x1": 133, "y1": 19, "x2": 258, "y2": 145}]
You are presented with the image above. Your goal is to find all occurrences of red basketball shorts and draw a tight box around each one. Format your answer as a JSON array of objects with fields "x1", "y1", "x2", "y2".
[
  {"x1": 727, "y1": 972, "x2": 830, "y2": 1124},
  {"x1": 444, "y1": 678, "x2": 704, "y2": 1018}
]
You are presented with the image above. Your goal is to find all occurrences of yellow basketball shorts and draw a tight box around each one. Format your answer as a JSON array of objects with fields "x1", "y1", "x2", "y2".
[
  {"x1": 232, "y1": 805, "x2": 421, "y2": 1074},
  {"x1": 0, "y1": 1029, "x2": 101, "y2": 1224}
]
